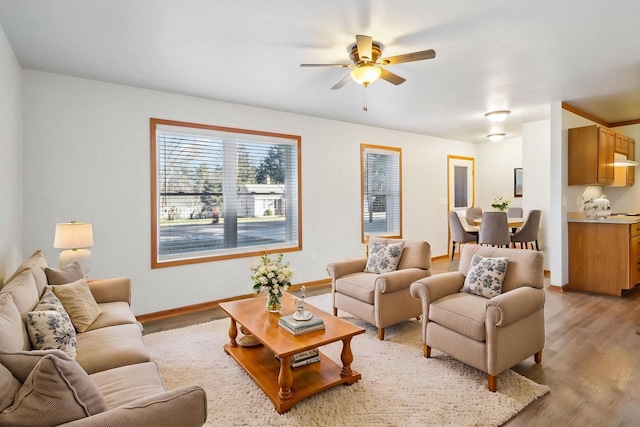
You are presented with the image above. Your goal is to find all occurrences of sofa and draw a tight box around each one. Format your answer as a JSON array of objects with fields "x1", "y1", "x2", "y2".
[
  {"x1": 0, "y1": 250, "x2": 207, "y2": 426},
  {"x1": 410, "y1": 245, "x2": 545, "y2": 392},
  {"x1": 327, "y1": 237, "x2": 431, "y2": 340}
]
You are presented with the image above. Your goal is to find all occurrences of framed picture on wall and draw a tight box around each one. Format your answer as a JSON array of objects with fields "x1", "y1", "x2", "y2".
[{"x1": 514, "y1": 168, "x2": 523, "y2": 198}]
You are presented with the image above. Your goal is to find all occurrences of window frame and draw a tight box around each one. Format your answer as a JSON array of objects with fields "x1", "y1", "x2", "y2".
[
  {"x1": 150, "y1": 118, "x2": 302, "y2": 268},
  {"x1": 360, "y1": 144, "x2": 403, "y2": 243}
]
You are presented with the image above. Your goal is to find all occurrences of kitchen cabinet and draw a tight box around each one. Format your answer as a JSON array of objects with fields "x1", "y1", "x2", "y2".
[
  {"x1": 611, "y1": 137, "x2": 635, "y2": 187},
  {"x1": 567, "y1": 219, "x2": 640, "y2": 296},
  {"x1": 628, "y1": 138, "x2": 635, "y2": 185},
  {"x1": 568, "y1": 125, "x2": 614, "y2": 185},
  {"x1": 615, "y1": 133, "x2": 629, "y2": 155}
]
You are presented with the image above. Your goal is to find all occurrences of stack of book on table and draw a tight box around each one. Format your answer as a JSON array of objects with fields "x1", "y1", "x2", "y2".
[
  {"x1": 278, "y1": 313, "x2": 325, "y2": 336},
  {"x1": 276, "y1": 348, "x2": 321, "y2": 368}
]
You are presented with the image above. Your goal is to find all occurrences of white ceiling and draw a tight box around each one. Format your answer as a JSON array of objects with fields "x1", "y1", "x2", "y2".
[{"x1": 1, "y1": 0, "x2": 639, "y2": 143}]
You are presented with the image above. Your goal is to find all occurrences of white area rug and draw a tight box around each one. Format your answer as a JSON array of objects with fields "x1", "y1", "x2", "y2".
[{"x1": 143, "y1": 294, "x2": 549, "y2": 427}]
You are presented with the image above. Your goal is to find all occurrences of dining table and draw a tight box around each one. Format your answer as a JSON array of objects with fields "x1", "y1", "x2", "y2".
[{"x1": 473, "y1": 217, "x2": 524, "y2": 233}]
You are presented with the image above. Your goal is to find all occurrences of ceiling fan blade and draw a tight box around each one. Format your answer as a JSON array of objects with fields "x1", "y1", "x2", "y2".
[
  {"x1": 300, "y1": 63, "x2": 352, "y2": 67},
  {"x1": 355, "y1": 34, "x2": 373, "y2": 62},
  {"x1": 331, "y1": 74, "x2": 351, "y2": 90},
  {"x1": 379, "y1": 68, "x2": 406, "y2": 85},
  {"x1": 379, "y1": 49, "x2": 436, "y2": 65}
]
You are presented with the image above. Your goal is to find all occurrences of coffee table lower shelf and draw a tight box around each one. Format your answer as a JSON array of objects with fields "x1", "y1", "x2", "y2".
[{"x1": 223, "y1": 343, "x2": 361, "y2": 413}]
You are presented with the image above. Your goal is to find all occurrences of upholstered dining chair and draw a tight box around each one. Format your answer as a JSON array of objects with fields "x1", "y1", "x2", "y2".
[
  {"x1": 410, "y1": 245, "x2": 545, "y2": 392},
  {"x1": 448, "y1": 211, "x2": 477, "y2": 260},
  {"x1": 507, "y1": 207, "x2": 523, "y2": 218},
  {"x1": 327, "y1": 237, "x2": 431, "y2": 340},
  {"x1": 478, "y1": 212, "x2": 511, "y2": 247},
  {"x1": 465, "y1": 207, "x2": 483, "y2": 226},
  {"x1": 511, "y1": 209, "x2": 542, "y2": 250}
]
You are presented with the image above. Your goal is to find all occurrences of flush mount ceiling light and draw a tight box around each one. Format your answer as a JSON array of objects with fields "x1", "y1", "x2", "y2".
[
  {"x1": 487, "y1": 133, "x2": 506, "y2": 142},
  {"x1": 350, "y1": 65, "x2": 383, "y2": 87},
  {"x1": 484, "y1": 110, "x2": 511, "y2": 123}
]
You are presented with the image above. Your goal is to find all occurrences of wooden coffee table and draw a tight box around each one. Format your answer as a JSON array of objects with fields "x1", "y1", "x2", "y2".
[{"x1": 219, "y1": 292, "x2": 364, "y2": 413}]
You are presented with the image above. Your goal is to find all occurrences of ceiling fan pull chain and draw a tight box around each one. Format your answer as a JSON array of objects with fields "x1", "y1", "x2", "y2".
[{"x1": 363, "y1": 90, "x2": 368, "y2": 112}]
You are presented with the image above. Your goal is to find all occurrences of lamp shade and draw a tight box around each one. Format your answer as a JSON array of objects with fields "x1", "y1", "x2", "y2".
[
  {"x1": 350, "y1": 65, "x2": 382, "y2": 87},
  {"x1": 54, "y1": 222, "x2": 94, "y2": 249}
]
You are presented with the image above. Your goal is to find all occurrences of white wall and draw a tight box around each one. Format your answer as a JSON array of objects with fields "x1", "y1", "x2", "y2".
[
  {"x1": 21, "y1": 70, "x2": 476, "y2": 315},
  {"x1": 0, "y1": 25, "x2": 22, "y2": 282},
  {"x1": 475, "y1": 137, "x2": 522, "y2": 210}
]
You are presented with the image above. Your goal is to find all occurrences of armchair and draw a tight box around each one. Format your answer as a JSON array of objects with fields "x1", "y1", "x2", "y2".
[
  {"x1": 410, "y1": 245, "x2": 545, "y2": 392},
  {"x1": 327, "y1": 238, "x2": 431, "y2": 340}
]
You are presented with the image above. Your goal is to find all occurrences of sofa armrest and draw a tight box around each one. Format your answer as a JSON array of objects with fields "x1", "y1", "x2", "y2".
[
  {"x1": 87, "y1": 278, "x2": 131, "y2": 305},
  {"x1": 375, "y1": 268, "x2": 431, "y2": 293},
  {"x1": 59, "y1": 385, "x2": 207, "y2": 427},
  {"x1": 486, "y1": 286, "x2": 545, "y2": 328},
  {"x1": 326, "y1": 259, "x2": 368, "y2": 281},
  {"x1": 410, "y1": 272, "x2": 465, "y2": 305}
]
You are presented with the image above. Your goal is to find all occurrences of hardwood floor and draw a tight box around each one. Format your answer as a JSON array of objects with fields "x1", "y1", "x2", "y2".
[{"x1": 141, "y1": 256, "x2": 640, "y2": 426}]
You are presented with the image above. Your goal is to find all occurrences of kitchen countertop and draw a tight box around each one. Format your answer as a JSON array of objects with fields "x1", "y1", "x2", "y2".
[{"x1": 567, "y1": 212, "x2": 640, "y2": 224}]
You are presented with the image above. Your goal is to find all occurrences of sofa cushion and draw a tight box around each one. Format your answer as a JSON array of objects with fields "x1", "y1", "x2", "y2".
[
  {"x1": 26, "y1": 310, "x2": 77, "y2": 359},
  {"x1": 461, "y1": 254, "x2": 509, "y2": 299},
  {"x1": 0, "y1": 364, "x2": 20, "y2": 412},
  {"x1": 3, "y1": 250, "x2": 48, "y2": 287},
  {"x1": 0, "y1": 293, "x2": 30, "y2": 351},
  {"x1": 0, "y1": 354, "x2": 107, "y2": 426},
  {"x1": 0, "y1": 269, "x2": 39, "y2": 321},
  {"x1": 0, "y1": 349, "x2": 72, "y2": 383},
  {"x1": 45, "y1": 260, "x2": 84, "y2": 285},
  {"x1": 51, "y1": 278, "x2": 102, "y2": 332},
  {"x1": 335, "y1": 273, "x2": 376, "y2": 304},
  {"x1": 76, "y1": 323, "x2": 150, "y2": 374},
  {"x1": 89, "y1": 362, "x2": 166, "y2": 409},
  {"x1": 86, "y1": 301, "x2": 139, "y2": 331},
  {"x1": 429, "y1": 292, "x2": 488, "y2": 342},
  {"x1": 364, "y1": 242, "x2": 404, "y2": 274},
  {"x1": 29, "y1": 267, "x2": 48, "y2": 299}
]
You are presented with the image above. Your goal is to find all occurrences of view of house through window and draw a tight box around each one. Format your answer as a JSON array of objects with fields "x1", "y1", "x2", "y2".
[
  {"x1": 151, "y1": 119, "x2": 301, "y2": 267},
  {"x1": 361, "y1": 144, "x2": 402, "y2": 242}
]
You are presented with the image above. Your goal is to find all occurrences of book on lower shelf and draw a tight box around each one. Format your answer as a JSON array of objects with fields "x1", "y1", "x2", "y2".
[
  {"x1": 291, "y1": 354, "x2": 321, "y2": 368},
  {"x1": 275, "y1": 348, "x2": 321, "y2": 367}
]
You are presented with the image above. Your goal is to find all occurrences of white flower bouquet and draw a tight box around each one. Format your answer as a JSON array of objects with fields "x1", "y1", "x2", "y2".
[{"x1": 251, "y1": 252, "x2": 293, "y2": 311}]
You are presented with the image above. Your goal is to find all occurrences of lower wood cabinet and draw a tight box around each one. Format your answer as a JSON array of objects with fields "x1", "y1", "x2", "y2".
[{"x1": 567, "y1": 221, "x2": 640, "y2": 296}]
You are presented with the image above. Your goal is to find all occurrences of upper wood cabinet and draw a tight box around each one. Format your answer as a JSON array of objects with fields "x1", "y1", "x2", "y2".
[
  {"x1": 615, "y1": 133, "x2": 629, "y2": 155},
  {"x1": 628, "y1": 138, "x2": 635, "y2": 185},
  {"x1": 568, "y1": 125, "x2": 614, "y2": 186}
]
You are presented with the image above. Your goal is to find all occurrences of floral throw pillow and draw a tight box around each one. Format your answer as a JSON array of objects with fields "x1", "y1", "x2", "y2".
[
  {"x1": 26, "y1": 310, "x2": 77, "y2": 359},
  {"x1": 461, "y1": 254, "x2": 509, "y2": 298},
  {"x1": 364, "y1": 242, "x2": 405, "y2": 274}
]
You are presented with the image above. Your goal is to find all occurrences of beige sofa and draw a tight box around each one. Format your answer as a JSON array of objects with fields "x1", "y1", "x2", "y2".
[
  {"x1": 410, "y1": 245, "x2": 545, "y2": 391},
  {"x1": 327, "y1": 238, "x2": 431, "y2": 340},
  {"x1": 0, "y1": 250, "x2": 207, "y2": 426}
]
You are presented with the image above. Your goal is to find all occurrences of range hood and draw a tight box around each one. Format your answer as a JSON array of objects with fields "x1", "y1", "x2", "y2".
[{"x1": 613, "y1": 153, "x2": 638, "y2": 167}]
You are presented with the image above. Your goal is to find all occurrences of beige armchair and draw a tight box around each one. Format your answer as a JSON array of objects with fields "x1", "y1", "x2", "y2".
[
  {"x1": 327, "y1": 238, "x2": 431, "y2": 340},
  {"x1": 410, "y1": 245, "x2": 545, "y2": 392}
]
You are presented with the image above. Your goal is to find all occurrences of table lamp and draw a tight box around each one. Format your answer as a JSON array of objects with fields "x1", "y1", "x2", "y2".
[{"x1": 54, "y1": 221, "x2": 94, "y2": 275}]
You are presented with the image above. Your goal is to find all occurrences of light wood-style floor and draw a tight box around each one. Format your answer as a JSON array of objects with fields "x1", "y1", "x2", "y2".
[{"x1": 141, "y1": 257, "x2": 640, "y2": 426}]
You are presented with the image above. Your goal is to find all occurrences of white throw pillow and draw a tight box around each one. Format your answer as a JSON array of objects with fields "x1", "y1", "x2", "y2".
[
  {"x1": 26, "y1": 310, "x2": 77, "y2": 359},
  {"x1": 461, "y1": 254, "x2": 509, "y2": 298},
  {"x1": 364, "y1": 242, "x2": 405, "y2": 274}
]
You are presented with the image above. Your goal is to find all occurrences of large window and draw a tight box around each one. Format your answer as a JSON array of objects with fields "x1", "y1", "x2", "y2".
[
  {"x1": 361, "y1": 144, "x2": 402, "y2": 242},
  {"x1": 151, "y1": 118, "x2": 301, "y2": 268}
]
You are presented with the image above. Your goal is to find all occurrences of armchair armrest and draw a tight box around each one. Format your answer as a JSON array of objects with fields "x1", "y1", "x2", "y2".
[
  {"x1": 60, "y1": 385, "x2": 207, "y2": 427},
  {"x1": 87, "y1": 278, "x2": 131, "y2": 305},
  {"x1": 410, "y1": 272, "x2": 465, "y2": 305},
  {"x1": 376, "y1": 268, "x2": 431, "y2": 293},
  {"x1": 326, "y1": 259, "x2": 367, "y2": 281},
  {"x1": 486, "y1": 286, "x2": 545, "y2": 327}
]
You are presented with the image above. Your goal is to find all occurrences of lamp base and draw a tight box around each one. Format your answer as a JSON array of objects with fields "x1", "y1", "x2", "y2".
[{"x1": 59, "y1": 249, "x2": 92, "y2": 276}]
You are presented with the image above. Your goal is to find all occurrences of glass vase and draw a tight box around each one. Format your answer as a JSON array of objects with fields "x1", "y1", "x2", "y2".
[{"x1": 266, "y1": 292, "x2": 282, "y2": 312}]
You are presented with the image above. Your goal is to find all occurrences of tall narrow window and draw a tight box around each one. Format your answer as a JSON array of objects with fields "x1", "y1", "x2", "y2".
[
  {"x1": 361, "y1": 144, "x2": 402, "y2": 242},
  {"x1": 151, "y1": 118, "x2": 301, "y2": 268}
]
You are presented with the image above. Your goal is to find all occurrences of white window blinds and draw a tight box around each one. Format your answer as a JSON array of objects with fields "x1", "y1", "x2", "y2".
[
  {"x1": 361, "y1": 144, "x2": 402, "y2": 242},
  {"x1": 151, "y1": 119, "x2": 301, "y2": 267}
]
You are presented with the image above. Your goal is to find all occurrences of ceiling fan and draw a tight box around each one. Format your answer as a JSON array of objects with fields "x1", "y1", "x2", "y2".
[{"x1": 300, "y1": 34, "x2": 436, "y2": 90}]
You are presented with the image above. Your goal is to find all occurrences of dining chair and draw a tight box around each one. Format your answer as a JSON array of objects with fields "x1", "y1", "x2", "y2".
[
  {"x1": 478, "y1": 212, "x2": 511, "y2": 247},
  {"x1": 511, "y1": 209, "x2": 542, "y2": 250},
  {"x1": 448, "y1": 211, "x2": 477, "y2": 260},
  {"x1": 507, "y1": 207, "x2": 523, "y2": 218},
  {"x1": 464, "y1": 207, "x2": 483, "y2": 226}
]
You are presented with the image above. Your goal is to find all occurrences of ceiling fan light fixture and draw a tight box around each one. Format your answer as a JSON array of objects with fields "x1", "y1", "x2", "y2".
[
  {"x1": 487, "y1": 133, "x2": 506, "y2": 142},
  {"x1": 350, "y1": 65, "x2": 382, "y2": 87},
  {"x1": 485, "y1": 110, "x2": 511, "y2": 123}
]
